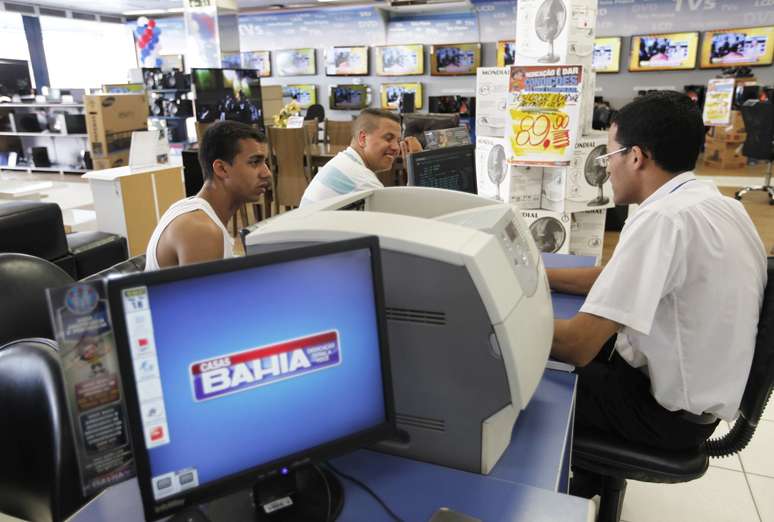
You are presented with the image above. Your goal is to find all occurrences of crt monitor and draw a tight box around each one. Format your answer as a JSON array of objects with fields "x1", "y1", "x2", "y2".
[
  {"x1": 407, "y1": 144, "x2": 477, "y2": 194},
  {"x1": 108, "y1": 237, "x2": 394, "y2": 521}
]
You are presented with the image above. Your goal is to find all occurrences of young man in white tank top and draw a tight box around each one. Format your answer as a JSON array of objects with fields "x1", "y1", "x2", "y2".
[{"x1": 145, "y1": 121, "x2": 271, "y2": 270}]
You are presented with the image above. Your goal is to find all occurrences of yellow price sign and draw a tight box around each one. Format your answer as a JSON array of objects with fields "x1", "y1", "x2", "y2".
[
  {"x1": 517, "y1": 92, "x2": 567, "y2": 110},
  {"x1": 509, "y1": 109, "x2": 571, "y2": 158}
]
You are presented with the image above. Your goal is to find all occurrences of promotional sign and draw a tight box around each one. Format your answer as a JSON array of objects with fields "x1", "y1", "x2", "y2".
[
  {"x1": 703, "y1": 78, "x2": 736, "y2": 126},
  {"x1": 46, "y1": 282, "x2": 135, "y2": 496},
  {"x1": 475, "y1": 67, "x2": 510, "y2": 138},
  {"x1": 506, "y1": 65, "x2": 584, "y2": 166}
]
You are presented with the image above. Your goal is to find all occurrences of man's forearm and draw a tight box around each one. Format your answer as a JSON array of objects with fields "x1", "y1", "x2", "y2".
[{"x1": 546, "y1": 266, "x2": 603, "y2": 295}]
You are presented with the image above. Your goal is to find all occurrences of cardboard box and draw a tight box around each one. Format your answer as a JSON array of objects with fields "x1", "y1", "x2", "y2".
[
  {"x1": 541, "y1": 131, "x2": 614, "y2": 213},
  {"x1": 580, "y1": 68, "x2": 596, "y2": 135},
  {"x1": 85, "y1": 93, "x2": 148, "y2": 156},
  {"x1": 704, "y1": 138, "x2": 748, "y2": 169},
  {"x1": 476, "y1": 136, "x2": 543, "y2": 207},
  {"x1": 475, "y1": 67, "x2": 510, "y2": 138},
  {"x1": 708, "y1": 125, "x2": 746, "y2": 143},
  {"x1": 509, "y1": 165, "x2": 544, "y2": 209},
  {"x1": 520, "y1": 209, "x2": 571, "y2": 254},
  {"x1": 569, "y1": 209, "x2": 606, "y2": 264},
  {"x1": 91, "y1": 151, "x2": 129, "y2": 170}
]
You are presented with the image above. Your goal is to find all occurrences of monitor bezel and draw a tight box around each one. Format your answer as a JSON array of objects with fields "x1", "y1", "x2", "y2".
[
  {"x1": 407, "y1": 143, "x2": 477, "y2": 194},
  {"x1": 324, "y1": 46, "x2": 370, "y2": 77},
  {"x1": 699, "y1": 25, "x2": 774, "y2": 69},
  {"x1": 628, "y1": 31, "x2": 699, "y2": 72},
  {"x1": 107, "y1": 236, "x2": 396, "y2": 521}
]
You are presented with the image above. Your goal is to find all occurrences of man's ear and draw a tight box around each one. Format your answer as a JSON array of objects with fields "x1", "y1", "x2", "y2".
[
  {"x1": 357, "y1": 130, "x2": 368, "y2": 148},
  {"x1": 211, "y1": 159, "x2": 229, "y2": 180},
  {"x1": 630, "y1": 146, "x2": 647, "y2": 170}
]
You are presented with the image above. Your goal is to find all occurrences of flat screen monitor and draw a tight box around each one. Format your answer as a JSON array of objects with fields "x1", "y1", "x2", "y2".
[
  {"x1": 430, "y1": 43, "x2": 481, "y2": 76},
  {"x1": 496, "y1": 41, "x2": 516, "y2": 67},
  {"x1": 593, "y1": 37, "x2": 622, "y2": 73},
  {"x1": 375, "y1": 45, "x2": 424, "y2": 76},
  {"x1": 407, "y1": 144, "x2": 477, "y2": 194},
  {"x1": 221, "y1": 52, "x2": 241, "y2": 69},
  {"x1": 0, "y1": 59, "x2": 33, "y2": 96},
  {"x1": 192, "y1": 68, "x2": 265, "y2": 131},
  {"x1": 330, "y1": 85, "x2": 369, "y2": 111},
  {"x1": 241, "y1": 50, "x2": 272, "y2": 77},
  {"x1": 276, "y1": 48, "x2": 317, "y2": 76},
  {"x1": 108, "y1": 237, "x2": 394, "y2": 521},
  {"x1": 629, "y1": 32, "x2": 699, "y2": 71},
  {"x1": 380, "y1": 83, "x2": 423, "y2": 110},
  {"x1": 283, "y1": 84, "x2": 317, "y2": 109},
  {"x1": 325, "y1": 46, "x2": 369, "y2": 76},
  {"x1": 700, "y1": 26, "x2": 774, "y2": 68}
]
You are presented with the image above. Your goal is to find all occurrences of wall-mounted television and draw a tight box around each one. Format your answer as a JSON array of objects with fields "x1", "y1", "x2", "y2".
[
  {"x1": 430, "y1": 43, "x2": 481, "y2": 76},
  {"x1": 325, "y1": 46, "x2": 369, "y2": 76},
  {"x1": 380, "y1": 83, "x2": 423, "y2": 110},
  {"x1": 283, "y1": 84, "x2": 317, "y2": 109},
  {"x1": 192, "y1": 68, "x2": 264, "y2": 131},
  {"x1": 629, "y1": 32, "x2": 699, "y2": 71},
  {"x1": 496, "y1": 41, "x2": 516, "y2": 67},
  {"x1": 375, "y1": 45, "x2": 424, "y2": 76},
  {"x1": 593, "y1": 37, "x2": 622, "y2": 73},
  {"x1": 275, "y1": 48, "x2": 317, "y2": 76},
  {"x1": 241, "y1": 50, "x2": 272, "y2": 77},
  {"x1": 330, "y1": 85, "x2": 370, "y2": 110},
  {"x1": 700, "y1": 26, "x2": 774, "y2": 68}
]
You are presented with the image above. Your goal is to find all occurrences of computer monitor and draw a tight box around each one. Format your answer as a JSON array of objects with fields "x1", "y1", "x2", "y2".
[
  {"x1": 407, "y1": 144, "x2": 477, "y2": 194},
  {"x1": 402, "y1": 113, "x2": 460, "y2": 148},
  {"x1": 107, "y1": 237, "x2": 395, "y2": 521},
  {"x1": 0, "y1": 59, "x2": 33, "y2": 96}
]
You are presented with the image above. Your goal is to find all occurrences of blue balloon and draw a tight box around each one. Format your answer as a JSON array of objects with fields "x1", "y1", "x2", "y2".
[
  {"x1": 155, "y1": 27, "x2": 162, "y2": 35},
  {"x1": 152, "y1": 35, "x2": 159, "y2": 43},
  {"x1": 155, "y1": 58, "x2": 162, "y2": 67}
]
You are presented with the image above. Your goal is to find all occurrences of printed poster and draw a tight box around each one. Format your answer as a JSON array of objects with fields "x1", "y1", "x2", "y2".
[
  {"x1": 703, "y1": 78, "x2": 736, "y2": 126},
  {"x1": 506, "y1": 65, "x2": 583, "y2": 166}
]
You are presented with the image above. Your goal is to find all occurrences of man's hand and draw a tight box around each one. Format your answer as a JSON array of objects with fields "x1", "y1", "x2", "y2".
[{"x1": 552, "y1": 313, "x2": 620, "y2": 367}]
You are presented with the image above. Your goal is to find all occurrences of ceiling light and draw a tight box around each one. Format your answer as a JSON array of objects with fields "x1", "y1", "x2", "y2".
[{"x1": 122, "y1": 9, "x2": 167, "y2": 15}]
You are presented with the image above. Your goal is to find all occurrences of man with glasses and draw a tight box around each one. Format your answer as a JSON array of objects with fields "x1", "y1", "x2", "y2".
[{"x1": 546, "y1": 92, "x2": 766, "y2": 474}]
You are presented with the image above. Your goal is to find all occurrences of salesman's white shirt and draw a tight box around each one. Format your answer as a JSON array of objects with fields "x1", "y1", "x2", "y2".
[{"x1": 581, "y1": 172, "x2": 767, "y2": 420}]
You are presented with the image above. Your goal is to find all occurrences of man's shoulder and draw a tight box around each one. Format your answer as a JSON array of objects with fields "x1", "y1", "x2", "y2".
[{"x1": 165, "y1": 209, "x2": 221, "y2": 240}]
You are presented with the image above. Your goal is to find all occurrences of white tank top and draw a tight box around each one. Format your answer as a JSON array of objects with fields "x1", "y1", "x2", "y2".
[{"x1": 144, "y1": 196, "x2": 234, "y2": 271}]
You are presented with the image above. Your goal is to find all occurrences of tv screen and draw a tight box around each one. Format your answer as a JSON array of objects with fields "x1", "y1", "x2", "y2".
[
  {"x1": 593, "y1": 37, "x2": 622, "y2": 73},
  {"x1": 496, "y1": 41, "x2": 516, "y2": 67},
  {"x1": 430, "y1": 43, "x2": 481, "y2": 76},
  {"x1": 629, "y1": 32, "x2": 699, "y2": 71},
  {"x1": 0, "y1": 59, "x2": 33, "y2": 96},
  {"x1": 700, "y1": 26, "x2": 774, "y2": 68},
  {"x1": 276, "y1": 48, "x2": 316, "y2": 76},
  {"x1": 375, "y1": 45, "x2": 424, "y2": 76},
  {"x1": 380, "y1": 83, "x2": 423, "y2": 110},
  {"x1": 283, "y1": 84, "x2": 317, "y2": 109},
  {"x1": 193, "y1": 68, "x2": 264, "y2": 130},
  {"x1": 221, "y1": 53, "x2": 241, "y2": 68},
  {"x1": 241, "y1": 50, "x2": 271, "y2": 77},
  {"x1": 325, "y1": 46, "x2": 369, "y2": 76},
  {"x1": 330, "y1": 85, "x2": 369, "y2": 111}
]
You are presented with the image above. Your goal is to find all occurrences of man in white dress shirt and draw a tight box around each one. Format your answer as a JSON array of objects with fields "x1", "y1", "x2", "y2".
[{"x1": 547, "y1": 92, "x2": 767, "y2": 459}]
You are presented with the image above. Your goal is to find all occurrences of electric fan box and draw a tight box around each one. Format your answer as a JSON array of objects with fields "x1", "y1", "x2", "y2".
[
  {"x1": 520, "y1": 209, "x2": 572, "y2": 254},
  {"x1": 513, "y1": 0, "x2": 597, "y2": 71},
  {"x1": 569, "y1": 208, "x2": 606, "y2": 264},
  {"x1": 540, "y1": 132, "x2": 614, "y2": 213},
  {"x1": 475, "y1": 67, "x2": 510, "y2": 138},
  {"x1": 510, "y1": 165, "x2": 544, "y2": 209},
  {"x1": 476, "y1": 136, "x2": 543, "y2": 208}
]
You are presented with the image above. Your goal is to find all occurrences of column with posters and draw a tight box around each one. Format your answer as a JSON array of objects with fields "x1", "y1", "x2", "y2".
[{"x1": 46, "y1": 282, "x2": 135, "y2": 496}]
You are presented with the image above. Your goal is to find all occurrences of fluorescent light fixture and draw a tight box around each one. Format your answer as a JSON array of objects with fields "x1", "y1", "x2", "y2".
[{"x1": 122, "y1": 9, "x2": 167, "y2": 15}]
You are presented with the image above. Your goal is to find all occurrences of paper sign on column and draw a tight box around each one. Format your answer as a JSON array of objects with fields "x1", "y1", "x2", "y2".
[
  {"x1": 569, "y1": 208, "x2": 606, "y2": 264},
  {"x1": 703, "y1": 78, "x2": 735, "y2": 126},
  {"x1": 520, "y1": 209, "x2": 571, "y2": 254},
  {"x1": 506, "y1": 65, "x2": 584, "y2": 166},
  {"x1": 475, "y1": 67, "x2": 510, "y2": 138}
]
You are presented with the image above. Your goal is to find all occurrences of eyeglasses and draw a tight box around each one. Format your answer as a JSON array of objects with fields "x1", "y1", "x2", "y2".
[{"x1": 594, "y1": 147, "x2": 630, "y2": 168}]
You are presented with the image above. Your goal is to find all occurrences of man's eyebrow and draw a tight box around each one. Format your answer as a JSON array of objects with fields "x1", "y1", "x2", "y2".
[{"x1": 248, "y1": 154, "x2": 266, "y2": 161}]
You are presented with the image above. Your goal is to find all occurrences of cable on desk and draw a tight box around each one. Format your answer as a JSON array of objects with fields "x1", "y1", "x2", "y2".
[{"x1": 324, "y1": 461, "x2": 404, "y2": 522}]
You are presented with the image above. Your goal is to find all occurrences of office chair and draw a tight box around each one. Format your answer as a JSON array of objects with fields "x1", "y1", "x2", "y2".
[
  {"x1": 305, "y1": 103, "x2": 325, "y2": 123},
  {"x1": 735, "y1": 100, "x2": 774, "y2": 204},
  {"x1": 572, "y1": 257, "x2": 774, "y2": 522},
  {"x1": 0, "y1": 338, "x2": 86, "y2": 522},
  {"x1": 0, "y1": 253, "x2": 74, "y2": 346}
]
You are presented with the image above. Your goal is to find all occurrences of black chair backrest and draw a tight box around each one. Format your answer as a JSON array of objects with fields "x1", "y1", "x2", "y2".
[
  {"x1": 305, "y1": 103, "x2": 325, "y2": 122},
  {"x1": 80, "y1": 254, "x2": 146, "y2": 282},
  {"x1": 0, "y1": 338, "x2": 84, "y2": 522},
  {"x1": 0, "y1": 253, "x2": 74, "y2": 346},
  {"x1": 740, "y1": 101, "x2": 774, "y2": 161},
  {"x1": 708, "y1": 257, "x2": 774, "y2": 457}
]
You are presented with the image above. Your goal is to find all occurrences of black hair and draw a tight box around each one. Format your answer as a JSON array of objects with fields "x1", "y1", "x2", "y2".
[
  {"x1": 198, "y1": 121, "x2": 266, "y2": 182},
  {"x1": 611, "y1": 91, "x2": 705, "y2": 174}
]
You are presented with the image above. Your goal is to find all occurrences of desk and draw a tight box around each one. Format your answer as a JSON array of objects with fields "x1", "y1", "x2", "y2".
[{"x1": 306, "y1": 143, "x2": 347, "y2": 168}]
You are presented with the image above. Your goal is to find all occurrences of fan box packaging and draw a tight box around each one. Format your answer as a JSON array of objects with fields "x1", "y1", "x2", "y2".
[
  {"x1": 475, "y1": 67, "x2": 510, "y2": 138},
  {"x1": 514, "y1": 0, "x2": 597, "y2": 72},
  {"x1": 569, "y1": 209, "x2": 606, "y2": 264},
  {"x1": 510, "y1": 165, "x2": 544, "y2": 209},
  {"x1": 85, "y1": 93, "x2": 149, "y2": 157},
  {"x1": 520, "y1": 209, "x2": 571, "y2": 254},
  {"x1": 476, "y1": 136, "x2": 543, "y2": 207},
  {"x1": 580, "y1": 69, "x2": 596, "y2": 135},
  {"x1": 541, "y1": 132, "x2": 614, "y2": 213}
]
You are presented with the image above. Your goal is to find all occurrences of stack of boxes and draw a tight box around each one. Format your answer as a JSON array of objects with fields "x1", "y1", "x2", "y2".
[
  {"x1": 474, "y1": 0, "x2": 611, "y2": 263},
  {"x1": 704, "y1": 110, "x2": 747, "y2": 170},
  {"x1": 85, "y1": 93, "x2": 149, "y2": 170}
]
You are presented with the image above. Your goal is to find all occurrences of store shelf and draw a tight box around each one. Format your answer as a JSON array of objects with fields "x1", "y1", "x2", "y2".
[
  {"x1": 0, "y1": 103, "x2": 84, "y2": 108},
  {"x1": 0, "y1": 131, "x2": 88, "y2": 137},
  {"x1": 149, "y1": 115, "x2": 189, "y2": 120},
  {"x1": 0, "y1": 165, "x2": 87, "y2": 174},
  {"x1": 150, "y1": 89, "x2": 190, "y2": 94}
]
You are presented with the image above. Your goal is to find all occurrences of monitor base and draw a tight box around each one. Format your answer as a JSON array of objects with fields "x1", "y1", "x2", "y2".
[{"x1": 252, "y1": 465, "x2": 345, "y2": 522}]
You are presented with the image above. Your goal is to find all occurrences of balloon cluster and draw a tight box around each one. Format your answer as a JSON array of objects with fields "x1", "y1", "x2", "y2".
[{"x1": 135, "y1": 16, "x2": 162, "y2": 67}]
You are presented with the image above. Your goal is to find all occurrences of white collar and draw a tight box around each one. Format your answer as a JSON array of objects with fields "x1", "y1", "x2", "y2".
[{"x1": 638, "y1": 171, "x2": 697, "y2": 210}]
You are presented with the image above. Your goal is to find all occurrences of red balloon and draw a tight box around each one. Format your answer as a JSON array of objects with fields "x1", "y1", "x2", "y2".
[
  {"x1": 138, "y1": 40, "x2": 146, "y2": 49},
  {"x1": 144, "y1": 28, "x2": 153, "y2": 37},
  {"x1": 148, "y1": 19, "x2": 156, "y2": 28}
]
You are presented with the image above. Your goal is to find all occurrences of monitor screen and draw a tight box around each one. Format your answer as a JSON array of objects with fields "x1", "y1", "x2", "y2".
[
  {"x1": 380, "y1": 83, "x2": 423, "y2": 110},
  {"x1": 109, "y1": 238, "x2": 393, "y2": 520},
  {"x1": 0, "y1": 59, "x2": 33, "y2": 96},
  {"x1": 325, "y1": 46, "x2": 369, "y2": 76},
  {"x1": 375, "y1": 45, "x2": 424, "y2": 76},
  {"x1": 407, "y1": 144, "x2": 477, "y2": 194},
  {"x1": 241, "y1": 50, "x2": 272, "y2": 77},
  {"x1": 283, "y1": 84, "x2": 317, "y2": 109},
  {"x1": 330, "y1": 85, "x2": 369, "y2": 110},
  {"x1": 629, "y1": 32, "x2": 699, "y2": 71},
  {"x1": 430, "y1": 43, "x2": 481, "y2": 76},
  {"x1": 700, "y1": 26, "x2": 774, "y2": 68},
  {"x1": 593, "y1": 37, "x2": 622, "y2": 73},
  {"x1": 496, "y1": 41, "x2": 516, "y2": 67},
  {"x1": 276, "y1": 48, "x2": 317, "y2": 76},
  {"x1": 193, "y1": 68, "x2": 264, "y2": 130}
]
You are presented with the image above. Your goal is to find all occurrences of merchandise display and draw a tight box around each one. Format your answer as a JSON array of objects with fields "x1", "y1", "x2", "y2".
[
  {"x1": 380, "y1": 83, "x2": 423, "y2": 110},
  {"x1": 592, "y1": 37, "x2": 621, "y2": 73},
  {"x1": 520, "y1": 209, "x2": 571, "y2": 254},
  {"x1": 629, "y1": 32, "x2": 699, "y2": 71},
  {"x1": 275, "y1": 48, "x2": 317, "y2": 76},
  {"x1": 700, "y1": 26, "x2": 774, "y2": 68},
  {"x1": 515, "y1": 0, "x2": 596, "y2": 68},
  {"x1": 430, "y1": 43, "x2": 481, "y2": 76},
  {"x1": 475, "y1": 67, "x2": 510, "y2": 138},
  {"x1": 374, "y1": 45, "x2": 424, "y2": 76},
  {"x1": 325, "y1": 46, "x2": 369, "y2": 76},
  {"x1": 240, "y1": 50, "x2": 271, "y2": 77}
]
